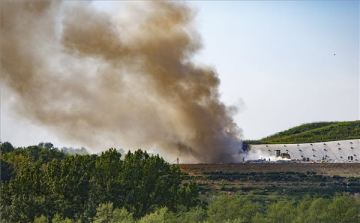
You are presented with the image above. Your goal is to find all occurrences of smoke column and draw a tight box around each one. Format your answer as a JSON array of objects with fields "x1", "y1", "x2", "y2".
[{"x1": 0, "y1": 1, "x2": 243, "y2": 163}]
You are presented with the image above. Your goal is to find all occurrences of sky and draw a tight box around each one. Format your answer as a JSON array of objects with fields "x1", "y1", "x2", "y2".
[
  {"x1": 1, "y1": 0, "x2": 359, "y2": 150},
  {"x1": 188, "y1": 1, "x2": 360, "y2": 139}
]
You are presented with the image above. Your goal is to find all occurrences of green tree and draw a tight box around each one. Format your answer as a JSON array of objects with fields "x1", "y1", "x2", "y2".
[
  {"x1": 325, "y1": 193, "x2": 360, "y2": 223},
  {"x1": 1, "y1": 142, "x2": 14, "y2": 154},
  {"x1": 46, "y1": 155, "x2": 96, "y2": 220},
  {"x1": 0, "y1": 158, "x2": 14, "y2": 183},
  {"x1": 265, "y1": 200, "x2": 296, "y2": 223},
  {"x1": 52, "y1": 214, "x2": 75, "y2": 223},
  {"x1": 0, "y1": 147, "x2": 199, "y2": 222},
  {"x1": 208, "y1": 195, "x2": 260, "y2": 223},
  {"x1": 122, "y1": 150, "x2": 194, "y2": 218},
  {"x1": 93, "y1": 203, "x2": 115, "y2": 223},
  {"x1": 93, "y1": 203, "x2": 134, "y2": 223},
  {"x1": 251, "y1": 213, "x2": 267, "y2": 223},
  {"x1": 138, "y1": 207, "x2": 167, "y2": 223},
  {"x1": 292, "y1": 195, "x2": 314, "y2": 223},
  {"x1": 165, "y1": 206, "x2": 206, "y2": 223},
  {"x1": 303, "y1": 198, "x2": 330, "y2": 223},
  {"x1": 1, "y1": 157, "x2": 50, "y2": 223},
  {"x1": 33, "y1": 215, "x2": 49, "y2": 223},
  {"x1": 92, "y1": 149, "x2": 125, "y2": 208},
  {"x1": 112, "y1": 207, "x2": 134, "y2": 223}
]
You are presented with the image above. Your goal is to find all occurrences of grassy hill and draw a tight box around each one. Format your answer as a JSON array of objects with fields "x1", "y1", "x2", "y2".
[{"x1": 246, "y1": 121, "x2": 360, "y2": 144}]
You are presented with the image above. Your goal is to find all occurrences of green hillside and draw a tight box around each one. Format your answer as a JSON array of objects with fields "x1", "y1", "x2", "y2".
[{"x1": 247, "y1": 121, "x2": 360, "y2": 144}]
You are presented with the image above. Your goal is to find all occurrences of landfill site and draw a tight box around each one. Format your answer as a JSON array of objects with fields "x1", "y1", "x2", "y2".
[{"x1": 245, "y1": 139, "x2": 360, "y2": 163}]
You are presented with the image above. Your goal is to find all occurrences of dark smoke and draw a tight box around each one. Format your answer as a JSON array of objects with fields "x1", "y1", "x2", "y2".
[{"x1": 0, "y1": 1, "x2": 243, "y2": 163}]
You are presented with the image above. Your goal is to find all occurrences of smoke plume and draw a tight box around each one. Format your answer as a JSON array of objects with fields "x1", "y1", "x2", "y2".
[{"x1": 1, "y1": 1, "x2": 243, "y2": 163}]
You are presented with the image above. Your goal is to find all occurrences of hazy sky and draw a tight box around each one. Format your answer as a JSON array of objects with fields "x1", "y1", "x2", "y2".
[{"x1": 2, "y1": 0, "x2": 359, "y2": 150}]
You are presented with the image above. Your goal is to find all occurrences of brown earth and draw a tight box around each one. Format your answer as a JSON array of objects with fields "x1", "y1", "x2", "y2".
[{"x1": 179, "y1": 163, "x2": 360, "y2": 177}]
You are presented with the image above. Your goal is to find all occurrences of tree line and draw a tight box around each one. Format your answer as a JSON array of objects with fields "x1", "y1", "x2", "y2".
[
  {"x1": 31, "y1": 193, "x2": 360, "y2": 223},
  {"x1": 0, "y1": 142, "x2": 198, "y2": 223},
  {"x1": 1, "y1": 142, "x2": 360, "y2": 223}
]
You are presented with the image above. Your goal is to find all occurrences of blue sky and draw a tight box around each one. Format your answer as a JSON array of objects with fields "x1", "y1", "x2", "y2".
[
  {"x1": 183, "y1": 1, "x2": 359, "y2": 139},
  {"x1": 95, "y1": 0, "x2": 359, "y2": 139},
  {"x1": 2, "y1": 1, "x2": 359, "y2": 150}
]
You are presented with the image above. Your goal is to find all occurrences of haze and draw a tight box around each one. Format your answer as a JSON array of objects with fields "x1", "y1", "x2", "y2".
[{"x1": 1, "y1": 1, "x2": 359, "y2": 158}]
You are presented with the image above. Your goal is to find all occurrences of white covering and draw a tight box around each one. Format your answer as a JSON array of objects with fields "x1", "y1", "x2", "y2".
[{"x1": 248, "y1": 139, "x2": 360, "y2": 163}]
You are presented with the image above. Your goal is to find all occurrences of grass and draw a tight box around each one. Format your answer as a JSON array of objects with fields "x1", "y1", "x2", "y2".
[
  {"x1": 245, "y1": 120, "x2": 360, "y2": 144},
  {"x1": 193, "y1": 171, "x2": 360, "y2": 203}
]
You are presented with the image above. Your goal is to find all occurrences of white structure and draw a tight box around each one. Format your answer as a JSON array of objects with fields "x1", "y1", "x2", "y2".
[{"x1": 247, "y1": 139, "x2": 360, "y2": 163}]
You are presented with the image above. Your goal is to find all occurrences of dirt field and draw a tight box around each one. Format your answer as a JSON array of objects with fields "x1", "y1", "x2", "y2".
[{"x1": 179, "y1": 163, "x2": 360, "y2": 177}]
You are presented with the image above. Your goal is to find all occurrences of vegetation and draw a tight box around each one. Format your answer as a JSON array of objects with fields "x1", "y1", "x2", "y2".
[
  {"x1": 246, "y1": 120, "x2": 360, "y2": 144},
  {"x1": 0, "y1": 142, "x2": 198, "y2": 223},
  {"x1": 1, "y1": 142, "x2": 360, "y2": 222},
  {"x1": 30, "y1": 194, "x2": 360, "y2": 223},
  {"x1": 192, "y1": 171, "x2": 360, "y2": 200}
]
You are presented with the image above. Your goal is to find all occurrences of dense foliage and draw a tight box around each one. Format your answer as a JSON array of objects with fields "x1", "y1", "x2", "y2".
[
  {"x1": 246, "y1": 121, "x2": 360, "y2": 144},
  {"x1": 2, "y1": 142, "x2": 360, "y2": 222},
  {"x1": 31, "y1": 193, "x2": 360, "y2": 223},
  {"x1": 0, "y1": 143, "x2": 198, "y2": 223}
]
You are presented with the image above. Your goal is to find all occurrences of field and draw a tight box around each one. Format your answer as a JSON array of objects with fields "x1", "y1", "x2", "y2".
[
  {"x1": 180, "y1": 163, "x2": 360, "y2": 177},
  {"x1": 180, "y1": 163, "x2": 360, "y2": 201}
]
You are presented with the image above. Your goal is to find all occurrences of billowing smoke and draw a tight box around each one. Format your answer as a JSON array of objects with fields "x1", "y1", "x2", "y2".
[{"x1": 1, "y1": 1, "x2": 243, "y2": 163}]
